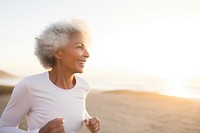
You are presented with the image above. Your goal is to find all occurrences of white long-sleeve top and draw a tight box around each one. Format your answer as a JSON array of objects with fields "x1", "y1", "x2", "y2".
[{"x1": 0, "y1": 72, "x2": 91, "y2": 133}]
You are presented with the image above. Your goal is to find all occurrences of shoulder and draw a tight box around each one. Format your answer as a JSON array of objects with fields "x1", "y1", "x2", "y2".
[
  {"x1": 16, "y1": 72, "x2": 48, "y2": 90},
  {"x1": 20, "y1": 72, "x2": 48, "y2": 85},
  {"x1": 10, "y1": 73, "x2": 47, "y2": 98},
  {"x1": 23, "y1": 72, "x2": 47, "y2": 81}
]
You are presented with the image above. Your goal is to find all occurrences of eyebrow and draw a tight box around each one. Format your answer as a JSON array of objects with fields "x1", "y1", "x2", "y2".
[{"x1": 76, "y1": 42, "x2": 87, "y2": 48}]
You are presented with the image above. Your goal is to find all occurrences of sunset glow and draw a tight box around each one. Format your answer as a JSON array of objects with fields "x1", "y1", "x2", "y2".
[
  {"x1": 160, "y1": 80, "x2": 200, "y2": 99},
  {"x1": 0, "y1": 0, "x2": 200, "y2": 99},
  {"x1": 89, "y1": 19, "x2": 200, "y2": 80}
]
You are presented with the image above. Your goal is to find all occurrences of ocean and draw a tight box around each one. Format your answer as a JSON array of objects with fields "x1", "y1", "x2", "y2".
[
  {"x1": 84, "y1": 76, "x2": 200, "y2": 99},
  {"x1": 1, "y1": 77, "x2": 200, "y2": 99}
]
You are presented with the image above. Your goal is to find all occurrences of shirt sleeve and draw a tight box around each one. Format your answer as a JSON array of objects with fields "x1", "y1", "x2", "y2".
[
  {"x1": 84, "y1": 87, "x2": 92, "y2": 120},
  {"x1": 85, "y1": 109, "x2": 92, "y2": 119},
  {"x1": 0, "y1": 79, "x2": 39, "y2": 133}
]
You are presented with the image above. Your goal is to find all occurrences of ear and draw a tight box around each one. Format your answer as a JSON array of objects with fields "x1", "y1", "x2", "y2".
[{"x1": 52, "y1": 50, "x2": 62, "y2": 59}]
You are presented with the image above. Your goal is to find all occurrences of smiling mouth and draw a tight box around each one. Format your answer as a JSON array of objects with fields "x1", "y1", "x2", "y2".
[{"x1": 77, "y1": 60, "x2": 86, "y2": 67}]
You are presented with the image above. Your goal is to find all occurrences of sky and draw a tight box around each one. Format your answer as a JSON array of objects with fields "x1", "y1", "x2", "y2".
[{"x1": 1, "y1": 0, "x2": 200, "y2": 80}]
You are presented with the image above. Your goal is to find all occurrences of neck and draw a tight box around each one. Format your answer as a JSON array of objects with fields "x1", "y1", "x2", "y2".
[{"x1": 49, "y1": 68, "x2": 75, "y2": 90}]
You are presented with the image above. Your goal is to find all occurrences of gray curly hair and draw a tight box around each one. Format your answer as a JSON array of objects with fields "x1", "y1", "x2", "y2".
[{"x1": 35, "y1": 19, "x2": 91, "y2": 69}]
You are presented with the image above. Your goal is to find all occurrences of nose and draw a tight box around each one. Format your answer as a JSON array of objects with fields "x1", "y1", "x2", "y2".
[{"x1": 84, "y1": 49, "x2": 90, "y2": 58}]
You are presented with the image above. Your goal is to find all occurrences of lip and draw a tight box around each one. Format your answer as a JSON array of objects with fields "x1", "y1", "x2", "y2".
[
  {"x1": 78, "y1": 59, "x2": 86, "y2": 62},
  {"x1": 77, "y1": 60, "x2": 86, "y2": 67}
]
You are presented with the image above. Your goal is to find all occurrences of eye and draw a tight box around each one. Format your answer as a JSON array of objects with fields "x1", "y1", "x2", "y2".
[
  {"x1": 76, "y1": 43, "x2": 85, "y2": 50},
  {"x1": 76, "y1": 45, "x2": 84, "y2": 50}
]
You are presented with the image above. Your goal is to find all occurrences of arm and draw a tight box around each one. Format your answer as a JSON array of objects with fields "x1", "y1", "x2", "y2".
[
  {"x1": 0, "y1": 79, "x2": 39, "y2": 133},
  {"x1": 84, "y1": 107, "x2": 100, "y2": 133}
]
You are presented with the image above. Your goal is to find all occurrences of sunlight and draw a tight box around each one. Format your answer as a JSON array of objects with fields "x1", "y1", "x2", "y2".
[
  {"x1": 106, "y1": 18, "x2": 200, "y2": 79},
  {"x1": 134, "y1": 19, "x2": 200, "y2": 79},
  {"x1": 161, "y1": 80, "x2": 199, "y2": 99},
  {"x1": 90, "y1": 18, "x2": 200, "y2": 79}
]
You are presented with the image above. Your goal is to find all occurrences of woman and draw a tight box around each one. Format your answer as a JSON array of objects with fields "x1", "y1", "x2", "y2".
[{"x1": 0, "y1": 19, "x2": 100, "y2": 133}]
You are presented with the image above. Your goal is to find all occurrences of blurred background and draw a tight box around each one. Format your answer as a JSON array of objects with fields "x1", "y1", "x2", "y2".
[{"x1": 1, "y1": 0, "x2": 200, "y2": 99}]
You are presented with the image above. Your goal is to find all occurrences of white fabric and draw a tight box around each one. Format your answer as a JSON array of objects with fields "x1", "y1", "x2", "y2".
[{"x1": 0, "y1": 72, "x2": 91, "y2": 133}]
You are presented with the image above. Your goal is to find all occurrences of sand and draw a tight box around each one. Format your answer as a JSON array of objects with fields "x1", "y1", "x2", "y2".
[{"x1": 1, "y1": 90, "x2": 200, "y2": 133}]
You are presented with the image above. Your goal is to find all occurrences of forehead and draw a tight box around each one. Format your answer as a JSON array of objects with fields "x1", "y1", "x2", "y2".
[
  {"x1": 68, "y1": 32, "x2": 90, "y2": 46},
  {"x1": 69, "y1": 32, "x2": 86, "y2": 41}
]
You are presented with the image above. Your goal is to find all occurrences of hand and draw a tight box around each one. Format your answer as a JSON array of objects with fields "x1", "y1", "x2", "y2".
[
  {"x1": 39, "y1": 118, "x2": 65, "y2": 133},
  {"x1": 84, "y1": 117, "x2": 101, "y2": 133}
]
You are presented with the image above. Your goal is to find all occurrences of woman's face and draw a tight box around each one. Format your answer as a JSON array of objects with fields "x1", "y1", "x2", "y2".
[{"x1": 55, "y1": 32, "x2": 90, "y2": 74}]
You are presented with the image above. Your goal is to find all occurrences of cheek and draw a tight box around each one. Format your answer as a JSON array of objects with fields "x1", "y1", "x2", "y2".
[
  {"x1": 63, "y1": 52, "x2": 81, "y2": 63},
  {"x1": 69, "y1": 51, "x2": 82, "y2": 59}
]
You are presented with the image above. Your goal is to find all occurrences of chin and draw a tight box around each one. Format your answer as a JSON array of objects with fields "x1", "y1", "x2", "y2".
[
  {"x1": 76, "y1": 69, "x2": 84, "y2": 73},
  {"x1": 74, "y1": 66, "x2": 84, "y2": 73}
]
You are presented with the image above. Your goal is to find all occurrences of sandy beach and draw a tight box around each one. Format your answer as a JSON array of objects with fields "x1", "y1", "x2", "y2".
[{"x1": 1, "y1": 90, "x2": 200, "y2": 133}]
